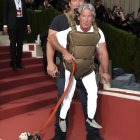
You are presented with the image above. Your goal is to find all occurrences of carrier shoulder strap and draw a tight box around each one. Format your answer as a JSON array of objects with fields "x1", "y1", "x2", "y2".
[
  {"x1": 93, "y1": 22, "x2": 99, "y2": 35},
  {"x1": 64, "y1": 11, "x2": 77, "y2": 31}
]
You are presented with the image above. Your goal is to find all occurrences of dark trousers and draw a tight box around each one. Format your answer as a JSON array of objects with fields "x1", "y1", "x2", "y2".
[
  {"x1": 8, "y1": 18, "x2": 24, "y2": 66},
  {"x1": 55, "y1": 77, "x2": 100, "y2": 140},
  {"x1": 40, "y1": 33, "x2": 48, "y2": 73},
  {"x1": 55, "y1": 77, "x2": 66, "y2": 137}
]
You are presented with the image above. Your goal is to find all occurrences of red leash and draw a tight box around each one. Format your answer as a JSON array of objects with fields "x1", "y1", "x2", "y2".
[{"x1": 39, "y1": 62, "x2": 76, "y2": 136}]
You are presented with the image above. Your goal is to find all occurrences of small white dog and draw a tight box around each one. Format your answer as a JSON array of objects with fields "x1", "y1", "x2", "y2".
[
  {"x1": 19, "y1": 132, "x2": 41, "y2": 140},
  {"x1": 19, "y1": 132, "x2": 33, "y2": 140}
]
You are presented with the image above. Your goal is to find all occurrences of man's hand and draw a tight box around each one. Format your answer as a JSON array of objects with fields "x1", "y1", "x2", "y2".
[
  {"x1": 3, "y1": 26, "x2": 8, "y2": 33},
  {"x1": 62, "y1": 49, "x2": 75, "y2": 63},
  {"x1": 27, "y1": 26, "x2": 31, "y2": 34},
  {"x1": 101, "y1": 72, "x2": 111, "y2": 84},
  {"x1": 47, "y1": 62, "x2": 58, "y2": 78}
]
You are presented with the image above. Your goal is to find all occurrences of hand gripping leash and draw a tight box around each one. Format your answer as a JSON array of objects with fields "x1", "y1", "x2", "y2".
[
  {"x1": 40, "y1": 62, "x2": 76, "y2": 135},
  {"x1": 19, "y1": 62, "x2": 76, "y2": 140}
]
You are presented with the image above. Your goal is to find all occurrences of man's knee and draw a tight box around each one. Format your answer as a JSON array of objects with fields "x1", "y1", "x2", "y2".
[{"x1": 56, "y1": 77, "x2": 65, "y2": 98}]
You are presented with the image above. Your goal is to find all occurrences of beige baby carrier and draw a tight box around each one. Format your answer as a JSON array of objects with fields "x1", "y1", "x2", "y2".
[{"x1": 64, "y1": 12, "x2": 100, "y2": 80}]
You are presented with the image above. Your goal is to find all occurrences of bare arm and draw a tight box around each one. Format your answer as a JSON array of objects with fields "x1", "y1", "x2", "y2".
[
  {"x1": 48, "y1": 33, "x2": 75, "y2": 63},
  {"x1": 46, "y1": 29, "x2": 58, "y2": 77},
  {"x1": 97, "y1": 42, "x2": 111, "y2": 83},
  {"x1": 48, "y1": 33, "x2": 66, "y2": 54},
  {"x1": 47, "y1": 29, "x2": 57, "y2": 64}
]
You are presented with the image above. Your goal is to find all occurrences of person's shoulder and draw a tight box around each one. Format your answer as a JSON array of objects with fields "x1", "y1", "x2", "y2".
[
  {"x1": 53, "y1": 13, "x2": 67, "y2": 21},
  {"x1": 97, "y1": 27, "x2": 102, "y2": 32},
  {"x1": 98, "y1": 27, "x2": 104, "y2": 34},
  {"x1": 76, "y1": 25, "x2": 81, "y2": 31},
  {"x1": 51, "y1": 13, "x2": 68, "y2": 26},
  {"x1": 97, "y1": 27, "x2": 105, "y2": 42},
  {"x1": 50, "y1": 13, "x2": 69, "y2": 31}
]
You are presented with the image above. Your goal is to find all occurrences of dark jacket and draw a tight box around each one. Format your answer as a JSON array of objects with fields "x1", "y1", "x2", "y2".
[{"x1": 3, "y1": 0, "x2": 28, "y2": 29}]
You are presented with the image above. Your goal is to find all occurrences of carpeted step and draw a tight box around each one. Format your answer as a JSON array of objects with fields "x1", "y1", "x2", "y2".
[
  {"x1": 0, "y1": 46, "x2": 9, "y2": 52},
  {"x1": 0, "y1": 45, "x2": 58, "y2": 124},
  {"x1": 0, "y1": 101, "x2": 86, "y2": 140},
  {"x1": 0, "y1": 105, "x2": 56, "y2": 140},
  {"x1": 0, "y1": 57, "x2": 43, "y2": 68},
  {"x1": 0, "y1": 45, "x2": 86, "y2": 140},
  {"x1": 0, "y1": 80, "x2": 56, "y2": 105},
  {"x1": 0, "y1": 72, "x2": 52, "y2": 91},
  {"x1": 0, "y1": 51, "x2": 32, "y2": 60},
  {"x1": 0, "y1": 90, "x2": 57, "y2": 120},
  {"x1": 0, "y1": 63, "x2": 44, "y2": 78}
]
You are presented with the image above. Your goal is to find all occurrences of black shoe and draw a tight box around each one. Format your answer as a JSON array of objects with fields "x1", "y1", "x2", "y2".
[
  {"x1": 50, "y1": 135, "x2": 59, "y2": 140},
  {"x1": 16, "y1": 63, "x2": 24, "y2": 68},
  {"x1": 50, "y1": 133, "x2": 66, "y2": 140},
  {"x1": 11, "y1": 64, "x2": 18, "y2": 71},
  {"x1": 87, "y1": 133, "x2": 104, "y2": 140},
  {"x1": 94, "y1": 135, "x2": 104, "y2": 140},
  {"x1": 10, "y1": 62, "x2": 17, "y2": 71}
]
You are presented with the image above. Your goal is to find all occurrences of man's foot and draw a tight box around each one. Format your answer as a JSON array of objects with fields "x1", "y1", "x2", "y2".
[
  {"x1": 50, "y1": 133, "x2": 66, "y2": 140},
  {"x1": 11, "y1": 64, "x2": 18, "y2": 71},
  {"x1": 87, "y1": 133, "x2": 104, "y2": 140},
  {"x1": 59, "y1": 118, "x2": 67, "y2": 132},
  {"x1": 50, "y1": 136, "x2": 59, "y2": 140},
  {"x1": 86, "y1": 118, "x2": 102, "y2": 129},
  {"x1": 16, "y1": 63, "x2": 24, "y2": 68}
]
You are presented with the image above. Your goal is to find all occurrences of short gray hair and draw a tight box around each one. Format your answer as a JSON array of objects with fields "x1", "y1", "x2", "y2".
[{"x1": 78, "y1": 3, "x2": 96, "y2": 17}]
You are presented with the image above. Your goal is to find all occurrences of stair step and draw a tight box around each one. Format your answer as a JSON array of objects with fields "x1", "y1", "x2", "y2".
[
  {"x1": 0, "y1": 83, "x2": 56, "y2": 105},
  {"x1": 0, "y1": 57, "x2": 42, "y2": 68},
  {"x1": 0, "y1": 101, "x2": 86, "y2": 140},
  {"x1": 0, "y1": 105, "x2": 56, "y2": 140},
  {"x1": 0, "y1": 44, "x2": 58, "y2": 122},
  {"x1": 0, "y1": 51, "x2": 31, "y2": 60},
  {"x1": 0, "y1": 46, "x2": 9, "y2": 52},
  {"x1": 0, "y1": 78, "x2": 55, "y2": 95},
  {"x1": 0, "y1": 91, "x2": 57, "y2": 120},
  {"x1": 0, "y1": 80, "x2": 56, "y2": 105},
  {"x1": 0, "y1": 63, "x2": 44, "y2": 78},
  {"x1": 0, "y1": 72, "x2": 52, "y2": 91}
]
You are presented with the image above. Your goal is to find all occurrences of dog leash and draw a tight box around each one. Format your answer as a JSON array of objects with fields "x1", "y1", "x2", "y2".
[
  {"x1": 19, "y1": 62, "x2": 76, "y2": 140},
  {"x1": 39, "y1": 62, "x2": 76, "y2": 136}
]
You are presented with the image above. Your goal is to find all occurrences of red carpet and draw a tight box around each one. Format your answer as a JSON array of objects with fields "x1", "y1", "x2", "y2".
[
  {"x1": 0, "y1": 101, "x2": 86, "y2": 140},
  {"x1": 1, "y1": 45, "x2": 140, "y2": 140},
  {"x1": 0, "y1": 45, "x2": 86, "y2": 140},
  {"x1": 0, "y1": 46, "x2": 57, "y2": 120}
]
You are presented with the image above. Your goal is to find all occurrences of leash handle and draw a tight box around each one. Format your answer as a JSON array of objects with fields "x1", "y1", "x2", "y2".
[{"x1": 40, "y1": 62, "x2": 76, "y2": 133}]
